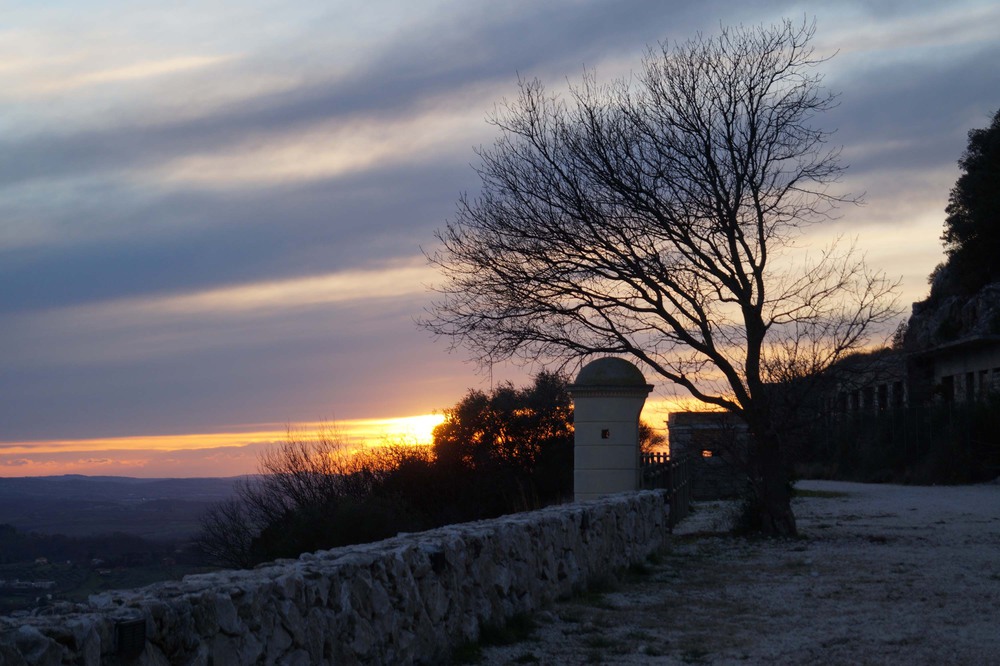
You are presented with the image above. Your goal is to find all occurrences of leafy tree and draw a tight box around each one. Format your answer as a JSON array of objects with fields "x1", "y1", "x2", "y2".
[
  {"x1": 937, "y1": 108, "x2": 1000, "y2": 297},
  {"x1": 432, "y1": 371, "x2": 675, "y2": 507},
  {"x1": 433, "y1": 371, "x2": 574, "y2": 505},
  {"x1": 433, "y1": 372, "x2": 572, "y2": 468},
  {"x1": 425, "y1": 19, "x2": 897, "y2": 535}
]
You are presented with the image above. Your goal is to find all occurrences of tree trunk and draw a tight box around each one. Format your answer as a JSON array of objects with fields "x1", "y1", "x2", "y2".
[
  {"x1": 752, "y1": 449, "x2": 797, "y2": 536},
  {"x1": 744, "y1": 418, "x2": 798, "y2": 537},
  {"x1": 739, "y1": 341, "x2": 798, "y2": 536}
]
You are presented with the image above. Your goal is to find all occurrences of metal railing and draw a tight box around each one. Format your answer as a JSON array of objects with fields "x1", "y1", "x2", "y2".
[{"x1": 640, "y1": 453, "x2": 693, "y2": 529}]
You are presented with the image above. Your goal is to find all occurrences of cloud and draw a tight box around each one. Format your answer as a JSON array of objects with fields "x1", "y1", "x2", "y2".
[
  {"x1": 0, "y1": 292, "x2": 485, "y2": 442},
  {"x1": 19, "y1": 55, "x2": 239, "y2": 96},
  {"x1": 1, "y1": 260, "x2": 436, "y2": 367},
  {"x1": 0, "y1": 414, "x2": 444, "y2": 477},
  {"x1": 95, "y1": 259, "x2": 435, "y2": 317},
  {"x1": 815, "y1": 1, "x2": 1000, "y2": 57},
  {"x1": 0, "y1": 0, "x2": 740, "y2": 192},
  {"x1": 150, "y1": 104, "x2": 485, "y2": 188},
  {"x1": 0, "y1": 158, "x2": 474, "y2": 321},
  {"x1": 2, "y1": 0, "x2": 999, "y2": 473},
  {"x1": 0, "y1": 0, "x2": 785, "y2": 312}
]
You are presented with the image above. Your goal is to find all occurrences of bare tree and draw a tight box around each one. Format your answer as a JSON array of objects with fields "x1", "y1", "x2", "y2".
[
  {"x1": 197, "y1": 427, "x2": 425, "y2": 567},
  {"x1": 197, "y1": 497, "x2": 258, "y2": 569},
  {"x1": 241, "y1": 426, "x2": 385, "y2": 528},
  {"x1": 425, "y1": 19, "x2": 898, "y2": 535}
]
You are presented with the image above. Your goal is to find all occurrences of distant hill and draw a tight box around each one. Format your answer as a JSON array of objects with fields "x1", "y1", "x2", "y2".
[{"x1": 0, "y1": 476, "x2": 241, "y2": 540}]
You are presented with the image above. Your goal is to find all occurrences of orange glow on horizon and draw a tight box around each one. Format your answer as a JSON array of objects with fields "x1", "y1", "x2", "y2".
[
  {"x1": 361, "y1": 413, "x2": 446, "y2": 445},
  {"x1": 0, "y1": 413, "x2": 447, "y2": 478},
  {"x1": 2, "y1": 399, "x2": 716, "y2": 478},
  {"x1": 641, "y1": 395, "x2": 720, "y2": 430}
]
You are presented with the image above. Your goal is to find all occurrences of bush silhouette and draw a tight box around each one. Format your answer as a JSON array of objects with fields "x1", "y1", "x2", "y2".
[{"x1": 198, "y1": 373, "x2": 587, "y2": 566}]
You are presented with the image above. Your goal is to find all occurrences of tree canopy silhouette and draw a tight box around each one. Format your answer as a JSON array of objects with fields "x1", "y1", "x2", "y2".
[
  {"x1": 433, "y1": 371, "x2": 574, "y2": 508},
  {"x1": 433, "y1": 371, "x2": 573, "y2": 471},
  {"x1": 425, "y1": 19, "x2": 897, "y2": 535},
  {"x1": 199, "y1": 375, "x2": 594, "y2": 566},
  {"x1": 936, "y1": 108, "x2": 1000, "y2": 297}
]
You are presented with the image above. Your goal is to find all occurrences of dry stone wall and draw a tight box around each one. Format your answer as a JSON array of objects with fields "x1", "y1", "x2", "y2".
[{"x1": 0, "y1": 491, "x2": 670, "y2": 665}]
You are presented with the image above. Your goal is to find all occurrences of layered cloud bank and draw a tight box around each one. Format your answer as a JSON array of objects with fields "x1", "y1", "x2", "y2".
[{"x1": 1, "y1": 1, "x2": 998, "y2": 475}]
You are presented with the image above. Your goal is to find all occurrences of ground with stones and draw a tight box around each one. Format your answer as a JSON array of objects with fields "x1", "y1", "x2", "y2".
[{"x1": 471, "y1": 480, "x2": 1000, "y2": 665}]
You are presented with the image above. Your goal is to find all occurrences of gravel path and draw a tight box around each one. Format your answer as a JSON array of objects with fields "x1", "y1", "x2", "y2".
[{"x1": 474, "y1": 480, "x2": 1000, "y2": 665}]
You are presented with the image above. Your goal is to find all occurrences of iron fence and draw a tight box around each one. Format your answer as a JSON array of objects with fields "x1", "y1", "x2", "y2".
[
  {"x1": 640, "y1": 453, "x2": 693, "y2": 529},
  {"x1": 805, "y1": 402, "x2": 1000, "y2": 483}
]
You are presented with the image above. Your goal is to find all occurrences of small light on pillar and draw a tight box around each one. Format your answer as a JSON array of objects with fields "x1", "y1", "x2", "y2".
[{"x1": 601, "y1": 429, "x2": 610, "y2": 439}]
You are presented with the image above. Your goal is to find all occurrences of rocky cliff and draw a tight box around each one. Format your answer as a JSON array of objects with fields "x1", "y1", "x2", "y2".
[{"x1": 904, "y1": 282, "x2": 1000, "y2": 351}]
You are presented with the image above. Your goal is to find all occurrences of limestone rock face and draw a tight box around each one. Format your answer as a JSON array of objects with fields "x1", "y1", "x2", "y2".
[
  {"x1": 905, "y1": 282, "x2": 1000, "y2": 351},
  {"x1": 0, "y1": 492, "x2": 670, "y2": 666}
]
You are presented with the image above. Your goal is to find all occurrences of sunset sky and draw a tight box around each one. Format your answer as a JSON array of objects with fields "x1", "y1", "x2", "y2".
[{"x1": 2, "y1": 1, "x2": 998, "y2": 477}]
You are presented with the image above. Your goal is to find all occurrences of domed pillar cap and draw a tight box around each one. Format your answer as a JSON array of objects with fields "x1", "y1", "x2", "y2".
[{"x1": 569, "y1": 357, "x2": 653, "y2": 395}]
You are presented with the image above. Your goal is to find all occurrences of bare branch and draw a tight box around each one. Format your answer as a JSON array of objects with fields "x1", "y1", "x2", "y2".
[{"x1": 422, "y1": 18, "x2": 900, "y2": 535}]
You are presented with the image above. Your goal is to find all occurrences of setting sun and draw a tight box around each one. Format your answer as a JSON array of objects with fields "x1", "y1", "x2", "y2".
[
  {"x1": 356, "y1": 413, "x2": 446, "y2": 446},
  {"x1": 0, "y1": 413, "x2": 448, "y2": 478}
]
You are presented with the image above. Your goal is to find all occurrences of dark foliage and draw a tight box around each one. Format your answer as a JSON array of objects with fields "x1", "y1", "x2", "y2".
[
  {"x1": 197, "y1": 435, "x2": 436, "y2": 567},
  {"x1": 198, "y1": 371, "x2": 670, "y2": 566},
  {"x1": 432, "y1": 371, "x2": 574, "y2": 509},
  {"x1": 934, "y1": 108, "x2": 1000, "y2": 298},
  {"x1": 199, "y1": 373, "x2": 617, "y2": 567},
  {"x1": 249, "y1": 495, "x2": 423, "y2": 562}
]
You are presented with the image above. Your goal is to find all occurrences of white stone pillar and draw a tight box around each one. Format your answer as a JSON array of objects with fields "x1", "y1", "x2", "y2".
[{"x1": 569, "y1": 358, "x2": 653, "y2": 501}]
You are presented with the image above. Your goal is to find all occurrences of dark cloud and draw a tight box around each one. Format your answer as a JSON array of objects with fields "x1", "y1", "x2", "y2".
[
  {"x1": 0, "y1": 294, "x2": 471, "y2": 440},
  {"x1": 2, "y1": 0, "x2": 997, "y2": 458},
  {"x1": 828, "y1": 41, "x2": 1000, "y2": 177},
  {"x1": 0, "y1": 0, "x2": 740, "y2": 319},
  {"x1": 0, "y1": 159, "x2": 474, "y2": 314},
  {"x1": 0, "y1": 1, "x2": 719, "y2": 190}
]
